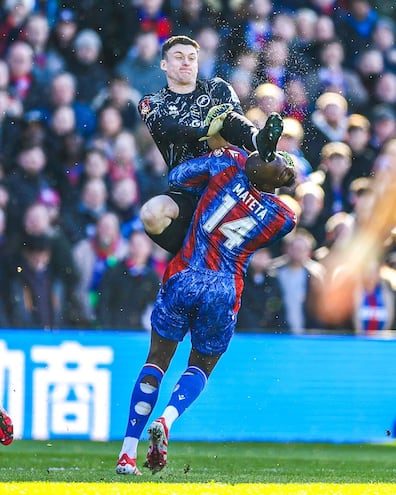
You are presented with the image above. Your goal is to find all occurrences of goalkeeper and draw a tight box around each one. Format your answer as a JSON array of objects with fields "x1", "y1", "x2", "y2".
[{"x1": 139, "y1": 35, "x2": 284, "y2": 254}]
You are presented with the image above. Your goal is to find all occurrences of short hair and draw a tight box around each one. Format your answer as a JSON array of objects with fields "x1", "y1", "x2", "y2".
[
  {"x1": 161, "y1": 35, "x2": 200, "y2": 59},
  {"x1": 321, "y1": 141, "x2": 352, "y2": 161}
]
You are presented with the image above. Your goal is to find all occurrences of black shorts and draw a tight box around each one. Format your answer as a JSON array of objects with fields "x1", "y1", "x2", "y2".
[{"x1": 164, "y1": 190, "x2": 200, "y2": 222}]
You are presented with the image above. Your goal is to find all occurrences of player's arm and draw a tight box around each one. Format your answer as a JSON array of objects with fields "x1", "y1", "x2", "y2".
[{"x1": 168, "y1": 154, "x2": 212, "y2": 194}]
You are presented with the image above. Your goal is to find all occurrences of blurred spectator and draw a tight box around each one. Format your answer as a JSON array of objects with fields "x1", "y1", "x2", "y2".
[
  {"x1": 109, "y1": 177, "x2": 143, "y2": 240},
  {"x1": 6, "y1": 143, "x2": 53, "y2": 232},
  {"x1": 43, "y1": 103, "x2": 83, "y2": 183},
  {"x1": 315, "y1": 141, "x2": 354, "y2": 222},
  {"x1": 97, "y1": 230, "x2": 160, "y2": 330},
  {"x1": 294, "y1": 181, "x2": 327, "y2": 248},
  {"x1": 271, "y1": 12, "x2": 297, "y2": 45},
  {"x1": 124, "y1": 0, "x2": 173, "y2": 46},
  {"x1": 61, "y1": 177, "x2": 109, "y2": 245},
  {"x1": 353, "y1": 257, "x2": 396, "y2": 334},
  {"x1": 354, "y1": 47, "x2": 384, "y2": 99},
  {"x1": 372, "y1": 72, "x2": 396, "y2": 108},
  {"x1": 7, "y1": 40, "x2": 46, "y2": 110},
  {"x1": 372, "y1": 137, "x2": 396, "y2": 175},
  {"x1": 0, "y1": 0, "x2": 33, "y2": 57},
  {"x1": 302, "y1": 91, "x2": 349, "y2": 168},
  {"x1": 91, "y1": 76, "x2": 141, "y2": 132},
  {"x1": 283, "y1": 78, "x2": 309, "y2": 122},
  {"x1": 38, "y1": 71, "x2": 97, "y2": 138},
  {"x1": 277, "y1": 117, "x2": 312, "y2": 179},
  {"x1": 0, "y1": 59, "x2": 10, "y2": 89},
  {"x1": 229, "y1": 50, "x2": 260, "y2": 110},
  {"x1": 21, "y1": 200, "x2": 82, "y2": 321},
  {"x1": 258, "y1": 37, "x2": 295, "y2": 89},
  {"x1": 0, "y1": 208, "x2": 12, "y2": 325},
  {"x1": 137, "y1": 143, "x2": 168, "y2": 205},
  {"x1": 48, "y1": 9, "x2": 78, "y2": 68},
  {"x1": 293, "y1": 8, "x2": 319, "y2": 69},
  {"x1": 195, "y1": 26, "x2": 222, "y2": 80},
  {"x1": 61, "y1": 1, "x2": 126, "y2": 68},
  {"x1": 58, "y1": 146, "x2": 109, "y2": 204},
  {"x1": 24, "y1": 12, "x2": 64, "y2": 85},
  {"x1": 311, "y1": 38, "x2": 368, "y2": 111},
  {"x1": 72, "y1": 211, "x2": 128, "y2": 325},
  {"x1": 225, "y1": 0, "x2": 273, "y2": 63},
  {"x1": 115, "y1": 29, "x2": 166, "y2": 97},
  {"x1": 271, "y1": 228, "x2": 325, "y2": 334},
  {"x1": 368, "y1": 104, "x2": 396, "y2": 155},
  {"x1": 237, "y1": 247, "x2": 288, "y2": 333},
  {"x1": 108, "y1": 130, "x2": 141, "y2": 186},
  {"x1": 19, "y1": 109, "x2": 47, "y2": 149},
  {"x1": 343, "y1": 113, "x2": 376, "y2": 180},
  {"x1": 68, "y1": 29, "x2": 110, "y2": 106},
  {"x1": 172, "y1": 0, "x2": 214, "y2": 38},
  {"x1": 313, "y1": 13, "x2": 336, "y2": 44},
  {"x1": 349, "y1": 176, "x2": 376, "y2": 228},
  {"x1": 90, "y1": 105, "x2": 123, "y2": 159},
  {"x1": 314, "y1": 210, "x2": 355, "y2": 262},
  {"x1": 336, "y1": 0, "x2": 379, "y2": 68},
  {"x1": 371, "y1": 17, "x2": 396, "y2": 73},
  {"x1": 8, "y1": 232, "x2": 70, "y2": 328},
  {"x1": 0, "y1": 88, "x2": 23, "y2": 167},
  {"x1": 254, "y1": 82, "x2": 285, "y2": 116}
]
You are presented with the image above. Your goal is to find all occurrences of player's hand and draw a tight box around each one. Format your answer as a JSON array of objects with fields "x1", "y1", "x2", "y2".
[{"x1": 198, "y1": 103, "x2": 234, "y2": 142}]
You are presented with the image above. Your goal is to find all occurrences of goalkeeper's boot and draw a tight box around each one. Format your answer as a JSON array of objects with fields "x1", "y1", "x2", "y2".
[
  {"x1": 144, "y1": 417, "x2": 169, "y2": 474},
  {"x1": 256, "y1": 112, "x2": 284, "y2": 163},
  {"x1": 0, "y1": 407, "x2": 13, "y2": 446},
  {"x1": 116, "y1": 453, "x2": 142, "y2": 475}
]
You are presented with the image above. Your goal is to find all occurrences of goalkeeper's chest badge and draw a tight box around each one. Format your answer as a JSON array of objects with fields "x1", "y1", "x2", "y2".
[{"x1": 139, "y1": 97, "x2": 151, "y2": 116}]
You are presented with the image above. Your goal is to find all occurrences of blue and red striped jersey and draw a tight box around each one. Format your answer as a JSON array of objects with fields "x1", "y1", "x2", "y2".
[{"x1": 167, "y1": 147, "x2": 297, "y2": 280}]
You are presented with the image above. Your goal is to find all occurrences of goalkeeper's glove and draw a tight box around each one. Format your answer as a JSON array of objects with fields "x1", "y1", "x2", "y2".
[{"x1": 198, "y1": 103, "x2": 234, "y2": 142}]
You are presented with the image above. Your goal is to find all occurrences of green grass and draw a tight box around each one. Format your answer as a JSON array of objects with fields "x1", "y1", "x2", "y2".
[{"x1": 1, "y1": 441, "x2": 396, "y2": 483}]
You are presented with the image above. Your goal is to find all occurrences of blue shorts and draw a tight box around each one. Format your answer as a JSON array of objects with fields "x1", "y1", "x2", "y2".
[{"x1": 151, "y1": 266, "x2": 239, "y2": 356}]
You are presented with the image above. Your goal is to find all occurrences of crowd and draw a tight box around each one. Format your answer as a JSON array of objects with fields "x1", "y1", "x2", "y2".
[{"x1": 0, "y1": 0, "x2": 395, "y2": 335}]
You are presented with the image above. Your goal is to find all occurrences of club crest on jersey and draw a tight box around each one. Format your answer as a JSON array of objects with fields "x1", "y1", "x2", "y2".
[
  {"x1": 196, "y1": 95, "x2": 210, "y2": 108},
  {"x1": 213, "y1": 148, "x2": 224, "y2": 157},
  {"x1": 139, "y1": 98, "x2": 151, "y2": 116}
]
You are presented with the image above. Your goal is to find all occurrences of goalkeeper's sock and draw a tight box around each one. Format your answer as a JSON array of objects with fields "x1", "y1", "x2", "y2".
[
  {"x1": 161, "y1": 366, "x2": 208, "y2": 431},
  {"x1": 220, "y1": 112, "x2": 258, "y2": 152},
  {"x1": 122, "y1": 363, "x2": 164, "y2": 457}
]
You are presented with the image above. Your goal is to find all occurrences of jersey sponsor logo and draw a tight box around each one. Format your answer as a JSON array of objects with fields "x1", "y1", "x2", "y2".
[{"x1": 196, "y1": 94, "x2": 211, "y2": 108}]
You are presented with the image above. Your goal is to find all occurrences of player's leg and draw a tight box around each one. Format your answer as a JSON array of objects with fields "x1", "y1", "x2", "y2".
[
  {"x1": 140, "y1": 191, "x2": 197, "y2": 255},
  {"x1": 145, "y1": 271, "x2": 238, "y2": 473},
  {"x1": 221, "y1": 111, "x2": 283, "y2": 162},
  {"x1": 0, "y1": 407, "x2": 13, "y2": 446},
  {"x1": 116, "y1": 332, "x2": 178, "y2": 475},
  {"x1": 145, "y1": 350, "x2": 221, "y2": 473}
]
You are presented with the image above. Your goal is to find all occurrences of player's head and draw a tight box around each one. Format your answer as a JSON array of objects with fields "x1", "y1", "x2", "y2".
[
  {"x1": 245, "y1": 151, "x2": 296, "y2": 192},
  {"x1": 161, "y1": 35, "x2": 200, "y2": 60},
  {"x1": 161, "y1": 36, "x2": 200, "y2": 88}
]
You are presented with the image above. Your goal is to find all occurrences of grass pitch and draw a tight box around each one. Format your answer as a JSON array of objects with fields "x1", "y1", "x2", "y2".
[{"x1": 0, "y1": 440, "x2": 395, "y2": 486}]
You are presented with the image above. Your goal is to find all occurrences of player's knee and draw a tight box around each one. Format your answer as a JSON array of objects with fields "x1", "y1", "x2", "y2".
[{"x1": 140, "y1": 196, "x2": 179, "y2": 234}]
